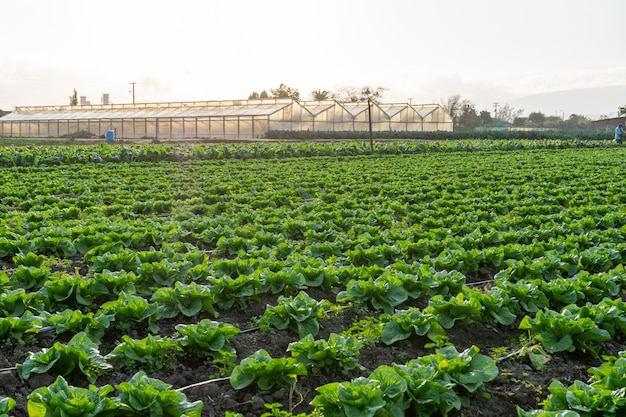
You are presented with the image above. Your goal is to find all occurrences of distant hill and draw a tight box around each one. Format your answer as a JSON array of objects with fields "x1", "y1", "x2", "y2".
[{"x1": 508, "y1": 86, "x2": 626, "y2": 120}]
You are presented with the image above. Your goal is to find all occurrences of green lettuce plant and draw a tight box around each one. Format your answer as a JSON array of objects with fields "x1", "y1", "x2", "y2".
[
  {"x1": 116, "y1": 371, "x2": 203, "y2": 417},
  {"x1": 0, "y1": 396, "x2": 16, "y2": 417},
  {"x1": 0, "y1": 311, "x2": 43, "y2": 345},
  {"x1": 84, "y1": 270, "x2": 138, "y2": 301},
  {"x1": 287, "y1": 333, "x2": 364, "y2": 375},
  {"x1": 175, "y1": 319, "x2": 239, "y2": 366},
  {"x1": 207, "y1": 274, "x2": 259, "y2": 310},
  {"x1": 27, "y1": 376, "x2": 119, "y2": 417},
  {"x1": 13, "y1": 251, "x2": 46, "y2": 267},
  {"x1": 150, "y1": 281, "x2": 217, "y2": 318},
  {"x1": 310, "y1": 377, "x2": 386, "y2": 417},
  {"x1": 229, "y1": 349, "x2": 307, "y2": 392},
  {"x1": 137, "y1": 259, "x2": 184, "y2": 288},
  {"x1": 41, "y1": 309, "x2": 113, "y2": 342},
  {"x1": 519, "y1": 308, "x2": 611, "y2": 357},
  {"x1": 312, "y1": 345, "x2": 497, "y2": 417},
  {"x1": 106, "y1": 334, "x2": 182, "y2": 373},
  {"x1": 39, "y1": 273, "x2": 93, "y2": 310},
  {"x1": 426, "y1": 292, "x2": 483, "y2": 329},
  {"x1": 259, "y1": 291, "x2": 325, "y2": 338},
  {"x1": 9, "y1": 265, "x2": 50, "y2": 290},
  {"x1": 336, "y1": 275, "x2": 408, "y2": 315},
  {"x1": 518, "y1": 351, "x2": 626, "y2": 416},
  {"x1": 100, "y1": 291, "x2": 160, "y2": 333},
  {"x1": 380, "y1": 308, "x2": 448, "y2": 347},
  {"x1": 17, "y1": 331, "x2": 112, "y2": 384},
  {"x1": 258, "y1": 269, "x2": 306, "y2": 295}
]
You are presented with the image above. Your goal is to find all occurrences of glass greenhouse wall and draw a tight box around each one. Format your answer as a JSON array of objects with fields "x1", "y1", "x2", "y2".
[{"x1": 0, "y1": 98, "x2": 453, "y2": 139}]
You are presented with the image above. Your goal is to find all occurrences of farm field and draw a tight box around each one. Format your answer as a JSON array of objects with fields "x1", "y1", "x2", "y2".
[{"x1": 1, "y1": 140, "x2": 626, "y2": 417}]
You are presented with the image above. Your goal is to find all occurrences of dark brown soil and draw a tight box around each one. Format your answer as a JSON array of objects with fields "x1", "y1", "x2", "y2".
[{"x1": 1, "y1": 284, "x2": 624, "y2": 417}]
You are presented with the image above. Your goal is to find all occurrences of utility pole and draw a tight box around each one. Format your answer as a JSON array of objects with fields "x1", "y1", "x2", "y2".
[
  {"x1": 129, "y1": 82, "x2": 137, "y2": 105},
  {"x1": 493, "y1": 102, "x2": 499, "y2": 121}
]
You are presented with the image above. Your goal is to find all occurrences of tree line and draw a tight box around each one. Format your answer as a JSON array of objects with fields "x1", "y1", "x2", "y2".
[
  {"x1": 248, "y1": 84, "x2": 387, "y2": 103},
  {"x1": 442, "y1": 94, "x2": 594, "y2": 131}
]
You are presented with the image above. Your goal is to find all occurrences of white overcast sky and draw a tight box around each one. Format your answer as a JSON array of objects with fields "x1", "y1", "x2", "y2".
[{"x1": 2, "y1": 0, "x2": 626, "y2": 116}]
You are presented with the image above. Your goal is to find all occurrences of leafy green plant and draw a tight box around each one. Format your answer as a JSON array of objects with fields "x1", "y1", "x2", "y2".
[
  {"x1": 519, "y1": 308, "x2": 611, "y2": 357},
  {"x1": 259, "y1": 291, "x2": 325, "y2": 338},
  {"x1": 9, "y1": 265, "x2": 50, "y2": 290},
  {"x1": 312, "y1": 345, "x2": 497, "y2": 417},
  {"x1": 138, "y1": 259, "x2": 185, "y2": 288},
  {"x1": 17, "y1": 332, "x2": 112, "y2": 384},
  {"x1": 336, "y1": 275, "x2": 408, "y2": 315},
  {"x1": 115, "y1": 371, "x2": 203, "y2": 417},
  {"x1": 518, "y1": 351, "x2": 626, "y2": 416},
  {"x1": 341, "y1": 315, "x2": 384, "y2": 347},
  {"x1": 287, "y1": 333, "x2": 364, "y2": 375},
  {"x1": 39, "y1": 274, "x2": 93, "y2": 309},
  {"x1": 100, "y1": 291, "x2": 160, "y2": 333},
  {"x1": 394, "y1": 345, "x2": 497, "y2": 416},
  {"x1": 380, "y1": 308, "x2": 448, "y2": 347},
  {"x1": 0, "y1": 311, "x2": 43, "y2": 345},
  {"x1": 0, "y1": 288, "x2": 45, "y2": 317},
  {"x1": 175, "y1": 319, "x2": 239, "y2": 366},
  {"x1": 416, "y1": 345, "x2": 498, "y2": 393},
  {"x1": 258, "y1": 269, "x2": 307, "y2": 295},
  {"x1": 311, "y1": 377, "x2": 387, "y2": 417},
  {"x1": 150, "y1": 281, "x2": 217, "y2": 318},
  {"x1": 426, "y1": 292, "x2": 483, "y2": 329},
  {"x1": 260, "y1": 402, "x2": 312, "y2": 417},
  {"x1": 13, "y1": 251, "x2": 46, "y2": 267},
  {"x1": 84, "y1": 270, "x2": 138, "y2": 301},
  {"x1": 106, "y1": 334, "x2": 182, "y2": 373},
  {"x1": 207, "y1": 274, "x2": 259, "y2": 310},
  {"x1": 229, "y1": 349, "x2": 307, "y2": 392},
  {"x1": 27, "y1": 376, "x2": 119, "y2": 417},
  {"x1": 90, "y1": 250, "x2": 141, "y2": 273},
  {"x1": 41, "y1": 309, "x2": 113, "y2": 342},
  {"x1": 0, "y1": 396, "x2": 16, "y2": 417}
]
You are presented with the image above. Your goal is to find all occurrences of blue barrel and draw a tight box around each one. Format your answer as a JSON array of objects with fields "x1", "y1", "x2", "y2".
[{"x1": 105, "y1": 130, "x2": 115, "y2": 142}]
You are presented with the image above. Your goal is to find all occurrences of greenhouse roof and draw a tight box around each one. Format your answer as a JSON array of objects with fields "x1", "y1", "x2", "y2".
[
  {"x1": 0, "y1": 99, "x2": 448, "y2": 123},
  {"x1": 0, "y1": 103, "x2": 291, "y2": 121}
]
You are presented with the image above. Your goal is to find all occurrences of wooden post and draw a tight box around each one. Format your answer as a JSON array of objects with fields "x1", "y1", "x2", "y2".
[{"x1": 368, "y1": 98, "x2": 373, "y2": 154}]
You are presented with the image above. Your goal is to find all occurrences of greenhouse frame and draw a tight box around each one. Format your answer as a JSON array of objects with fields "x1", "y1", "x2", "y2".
[{"x1": 0, "y1": 98, "x2": 452, "y2": 140}]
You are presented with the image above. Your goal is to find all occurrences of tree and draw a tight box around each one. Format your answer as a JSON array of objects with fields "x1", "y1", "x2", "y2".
[
  {"x1": 619, "y1": 105, "x2": 626, "y2": 116},
  {"x1": 249, "y1": 90, "x2": 271, "y2": 100},
  {"x1": 69, "y1": 89, "x2": 78, "y2": 106},
  {"x1": 310, "y1": 89, "x2": 333, "y2": 101},
  {"x1": 456, "y1": 103, "x2": 483, "y2": 131},
  {"x1": 543, "y1": 115, "x2": 564, "y2": 129},
  {"x1": 479, "y1": 110, "x2": 493, "y2": 126},
  {"x1": 561, "y1": 114, "x2": 591, "y2": 130},
  {"x1": 513, "y1": 117, "x2": 527, "y2": 127},
  {"x1": 334, "y1": 86, "x2": 386, "y2": 103},
  {"x1": 527, "y1": 111, "x2": 546, "y2": 126},
  {"x1": 495, "y1": 103, "x2": 523, "y2": 123},
  {"x1": 442, "y1": 94, "x2": 474, "y2": 130},
  {"x1": 270, "y1": 84, "x2": 300, "y2": 100}
]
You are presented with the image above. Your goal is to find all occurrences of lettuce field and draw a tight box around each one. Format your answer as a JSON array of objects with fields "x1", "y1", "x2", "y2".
[{"x1": 1, "y1": 140, "x2": 626, "y2": 417}]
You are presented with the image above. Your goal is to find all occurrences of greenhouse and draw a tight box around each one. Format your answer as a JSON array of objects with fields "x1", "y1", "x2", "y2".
[{"x1": 0, "y1": 98, "x2": 452, "y2": 140}]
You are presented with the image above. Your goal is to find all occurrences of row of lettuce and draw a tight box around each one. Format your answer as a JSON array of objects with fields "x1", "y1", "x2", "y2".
[
  {"x1": 1, "y1": 143, "x2": 626, "y2": 416},
  {"x1": 0, "y1": 137, "x2": 618, "y2": 167},
  {"x1": 262, "y1": 129, "x2": 612, "y2": 141}
]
